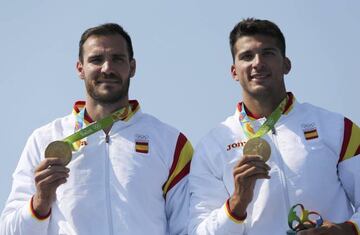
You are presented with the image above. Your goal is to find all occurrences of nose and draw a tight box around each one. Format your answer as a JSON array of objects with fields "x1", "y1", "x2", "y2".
[
  {"x1": 101, "y1": 60, "x2": 113, "y2": 75},
  {"x1": 252, "y1": 54, "x2": 265, "y2": 70}
]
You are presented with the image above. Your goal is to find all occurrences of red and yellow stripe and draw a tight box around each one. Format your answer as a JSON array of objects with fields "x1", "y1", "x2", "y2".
[
  {"x1": 135, "y1": 141, "x2": 149, "y2": 154},
  {"x1": 162, "y1": 133, "x2": 193, "y2": 197},
  {"x1": 339, "y1": 118, "x2": 360, "y2": 163},
  {"x1": 304, "y1": 129, "x2": 319, "y2": 140}
]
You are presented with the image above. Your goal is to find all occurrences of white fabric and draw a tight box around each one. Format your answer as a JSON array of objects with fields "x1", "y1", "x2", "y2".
[
  {"x1": 189, "y1": 99, "x2": 360, "y2": 235},
  {"x1": 1, "y1": 107, "x2": 191, "y2": 235}
]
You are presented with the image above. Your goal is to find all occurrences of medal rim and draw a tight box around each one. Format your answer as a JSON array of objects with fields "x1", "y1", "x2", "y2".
[
  {"x1": 44, "y1": 140, "x2": 72, "y2": 165},
  {"x1": 243, "y1": 137, "x2": 271, "y2": 162}
]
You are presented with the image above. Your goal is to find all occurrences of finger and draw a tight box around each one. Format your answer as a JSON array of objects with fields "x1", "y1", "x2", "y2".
[
  {"x1": 36, "y1": 158, "x2": 67, "y2": 172},
  {"x1": 236, "y1": 155, "x2": 271, "y2": 169},
  {"x1": 234, "y1": 166, "x2": 270, "y2": 181},
  {"x1": 35, "y1": 171, "x2": 69, "y2": 187},
  {"x1": 35, "y1": 165, "x2": 69, "y2": 181},
  {"x1": 234, "y1": 161, "x2": 270, "y2": 173}
]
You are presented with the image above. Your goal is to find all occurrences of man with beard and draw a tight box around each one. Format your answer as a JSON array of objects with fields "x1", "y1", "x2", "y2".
[{"x1": 0, "y1": 23, "x2": 193, "y2": 235}]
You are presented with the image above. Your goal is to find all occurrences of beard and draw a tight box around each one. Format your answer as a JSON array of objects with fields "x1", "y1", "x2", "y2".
[{"x1": 85, "y1": 73, "x2": 131, "y2": 105}]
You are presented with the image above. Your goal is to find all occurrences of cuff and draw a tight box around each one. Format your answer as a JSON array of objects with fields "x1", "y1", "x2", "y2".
[
  {"x1": 346, "y1": 221, "x2": 360, "y2": 235},
  {"x1": 213, "y1": 200, "x2": 246, "y2": 234},
  {"x1": 225, "y1": 198, "x2": 247, "y2": 223},
  {"x1": 29, "y1": 195, "x2": 51, "y2": 221}
]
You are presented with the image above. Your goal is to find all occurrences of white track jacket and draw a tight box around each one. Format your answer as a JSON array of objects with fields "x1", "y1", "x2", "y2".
[
  {"x1": 189, "y1": 94, "x2": 360, "y2": 235},
  {"x1": 1, "y1": 100, "x2": 193, "y2": 235}
]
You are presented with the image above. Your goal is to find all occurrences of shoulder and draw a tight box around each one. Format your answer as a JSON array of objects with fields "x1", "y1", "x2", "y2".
[
  {"x1": 197, "y1": 114, "x2": 238, "y2": 149},
  {"x1": 31, "y1": 114, "x2": 74, "y2": 146},
  {"x1": 137, "y1": 112, "x2": 190, "y2": 141}
]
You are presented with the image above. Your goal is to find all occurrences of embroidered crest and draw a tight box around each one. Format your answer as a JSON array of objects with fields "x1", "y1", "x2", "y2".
[
  {"x1": 135, "y1": 134, "x2": 149, "y2": 154},
  {"x1": 301, "y1": 123, "x2": 319, "y2": 140}
]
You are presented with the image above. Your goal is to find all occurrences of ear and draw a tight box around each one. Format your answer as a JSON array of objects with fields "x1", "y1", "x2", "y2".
[
  {"x1": 283, "y1": 57, "x2": 291, "y2": 75},
  {"x1": 129, "y1": 59, "x2": 136, "y2": 78},
  {"x1": 76, "y1": 61, "x2": 85, "y2": 80},
  {"x1": 231, "y1": 64, "x2": 239, "y2": 81}
]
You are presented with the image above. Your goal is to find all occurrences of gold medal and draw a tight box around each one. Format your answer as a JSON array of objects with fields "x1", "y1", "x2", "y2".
[
  {"x1": 45, "y1": 141, "x2": 72, "y2": 165},
  {"x1": 243, "y1": 137, "x2": 271, "y2": 162}
]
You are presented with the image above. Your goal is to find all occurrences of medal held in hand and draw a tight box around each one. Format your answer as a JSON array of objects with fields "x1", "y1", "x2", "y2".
[
  {"x1": 45, "y1": 105, "x2": 130, "y2": 165},
  {"x1": 45, "y1": 141, "x2": 73, "y2": 165},
  {"x1": 243, "y1": 137, "x2": 271, "y2": 162}
]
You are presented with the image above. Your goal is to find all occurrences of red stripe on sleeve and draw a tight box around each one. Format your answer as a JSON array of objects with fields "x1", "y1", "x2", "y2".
[
  {"x1": 165, "y1": 161, "x2": 190, "y2": 197},
  {"x1": 168, "y1": 133, "x2": 187, "y2": 177},
  {"x1": 339, "y1": 118, "x2": 353, "y2": 163},
  {"x1": 283, "y1": 92, "x2": 294, "y2": 113}
]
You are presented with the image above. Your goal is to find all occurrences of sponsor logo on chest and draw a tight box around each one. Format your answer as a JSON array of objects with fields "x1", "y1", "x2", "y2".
[{"x1": 226, "y1": 141, "x2": 246, "y2": 151}]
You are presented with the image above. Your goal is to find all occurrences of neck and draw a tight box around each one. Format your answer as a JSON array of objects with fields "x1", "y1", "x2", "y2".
[
  {"x1": 85, "y1": 98, "x2": 129, "y2": 134},
  {"x1": 242, "y1": 92, "x2": 287, "y2": 118},
  {"x1": 85, "y1": 99, "x2": 129, "y2": 135}
]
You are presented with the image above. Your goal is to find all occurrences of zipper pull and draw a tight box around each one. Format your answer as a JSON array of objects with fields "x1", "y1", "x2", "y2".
[
  {"x1": 272, "y1": 128, "x2": 276, "y2": 135},
  {"x1": 105, "y1": 134, "x2": 110, "y2": 143}
]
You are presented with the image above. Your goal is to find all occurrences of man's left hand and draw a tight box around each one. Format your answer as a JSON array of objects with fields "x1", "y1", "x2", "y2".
[{"x1": 297, "y1": 221, "x2": 356, "y2": 235}]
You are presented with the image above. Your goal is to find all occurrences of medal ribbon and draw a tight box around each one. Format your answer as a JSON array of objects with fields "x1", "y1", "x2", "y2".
[
  {"x1": 63, "y1": 104, "x2": 131, "y2": 150},
  {"x1": 239, "y1": 96, "x2": 288, "y2": 139}
]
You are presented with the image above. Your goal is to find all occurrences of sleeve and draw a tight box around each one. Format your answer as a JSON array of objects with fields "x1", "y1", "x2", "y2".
[
  {"x1": 337, "y1": 118, "x2": 360, "y2": 234},
  {"x1": 163, "y1": 133, "x2": 193, "y2": 235},
  {"x1": 188, "y1": 140, "x2": 246, "y2": 235},
  {"x1": 0, "y1": 133, "x2": 50, "y2": 235}
]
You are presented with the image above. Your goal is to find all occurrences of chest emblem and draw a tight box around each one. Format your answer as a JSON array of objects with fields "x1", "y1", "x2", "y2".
[
  {"x1": 135, "y1": 134, "x2": 149, "y2": 154},
  {"x1": 302, "y1": 123, "x2": 319, "y2": 140}
]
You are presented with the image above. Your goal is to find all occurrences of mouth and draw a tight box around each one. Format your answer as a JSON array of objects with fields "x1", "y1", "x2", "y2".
[
  {"x1": 96, "y1": 80, "x2": 120, "y2": 84},
  {"x1": 250, "y1": 73, "x2": 270, "y2": 80}
]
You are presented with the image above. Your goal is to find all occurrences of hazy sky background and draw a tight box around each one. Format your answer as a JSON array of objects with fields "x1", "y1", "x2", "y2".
[{"x1": 1, "y1": 0, "x2": 359, "y2": 212}]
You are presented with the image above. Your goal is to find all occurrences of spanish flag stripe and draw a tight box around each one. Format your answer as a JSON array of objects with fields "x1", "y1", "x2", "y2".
[
  {"x1": 339, "y1": 118, "x2": 355, "y2": 162},
  {"x1": 342, "y1": 123, "x2": 360, "y2": 161},
  {"x1": 304, "y1": 130, "x2": 317, "y2": 134},
  {"x1": 168, "y1": 133, "x2": 187, "y2": 177},
  {"x1": 164, "y1": 141, "x2": 192, "y2": 192},
  {"x1": 135, "y1": 145, "x2": 148, "y2": 151},
  {"x1": 165, "y1": 162, "x2": 191, "y2": 196},
  {"x1": 136, "y1": 142, "x2": 148, "y2": 146},
  {"x1": 136, "y1": 149, "x2": 148, "y2": 154},
  {"x1": 163, "y1": 136, "x2": 193, "y2": 195},
  {"x1": 123, "y1": 101, "x2": 140, "y2": 121},
  {"x1": 306, "y1": 135, "x2": 318, "y2": 140},
  {"x1": 283, "y1": 92, "x2": 295, "y2": 115}
]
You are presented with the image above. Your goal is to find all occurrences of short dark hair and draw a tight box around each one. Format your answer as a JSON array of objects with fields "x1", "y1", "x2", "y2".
[
  {"x1": 78, "y1": 23, "x2": 134, "y2": 62},
  {"x1": 229, "y1": 18, "x2": 286, "y2": 61}
]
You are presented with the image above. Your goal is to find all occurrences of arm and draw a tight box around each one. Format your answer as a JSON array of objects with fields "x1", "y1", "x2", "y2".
[
  {"x1": 188, "y1": 140, "x2": 270, "y2": 235},
  {"x1": 0, "y1": 134, "x2": 69, "y2": 235},
  {"x1": 164, "y1": 133, "x2": 193, "y2": 235}
]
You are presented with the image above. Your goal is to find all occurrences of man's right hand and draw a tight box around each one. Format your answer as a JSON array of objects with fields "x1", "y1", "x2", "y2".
[
  {"x1": 228, "y1": 155, "x2": 270, "y2": 218},
  {"x1": 32, "y1": 158, "x2": 70, "y2": 217}
]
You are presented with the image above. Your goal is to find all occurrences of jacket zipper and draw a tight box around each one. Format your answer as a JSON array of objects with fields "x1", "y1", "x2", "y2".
[
  {"x1": 104, "y1": 133, "x2": 114, "y2": 235},
  {"x1": 271, "y1": 128, "x2": 291, "y2": 218}
]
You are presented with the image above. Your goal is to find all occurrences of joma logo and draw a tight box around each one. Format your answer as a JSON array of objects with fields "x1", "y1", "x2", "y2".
[{"x1": 226, "y1": 141, "x2": 246, "y2": 151}]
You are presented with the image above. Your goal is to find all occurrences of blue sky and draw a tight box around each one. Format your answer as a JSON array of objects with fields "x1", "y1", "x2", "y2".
[{"x1": 1, "y1": 0, "x2": 359, "y2": 212}]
